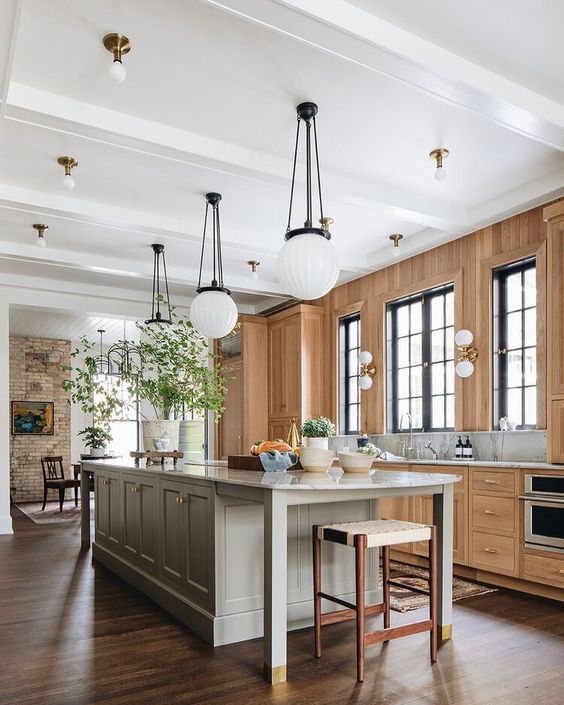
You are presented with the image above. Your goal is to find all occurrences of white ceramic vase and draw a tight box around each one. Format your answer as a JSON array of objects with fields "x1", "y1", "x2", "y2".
[
  {"x1": 305, "y1": 437, "x2": 329, "y2": 450},
  {"x1": 89, "y1": 447, "x2": 106, "y2": 457},
  {"x1": 142, "y1": 419, "x2": 180, "y2": 453}
]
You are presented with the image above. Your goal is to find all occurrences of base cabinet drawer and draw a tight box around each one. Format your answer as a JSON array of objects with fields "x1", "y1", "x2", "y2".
[
  {"x1": 522, "y1": 553, "x2": 564, "y2": 588},
  {"x1": 471, "y1": 495, "x2": 515, "y2": 533},
  {"x1": 472, "y1": 470, "x2": 515, "y2": 495},
  {"x1": 471, "y1": 531, "x2": 515, "y2": 574}
]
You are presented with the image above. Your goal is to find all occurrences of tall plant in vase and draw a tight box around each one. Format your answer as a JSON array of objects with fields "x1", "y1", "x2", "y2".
[{"x1": 126, "y1": 308, "x2": 228, "y2": 453}]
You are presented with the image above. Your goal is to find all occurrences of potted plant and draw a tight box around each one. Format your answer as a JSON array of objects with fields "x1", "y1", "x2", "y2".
[
  {"x1": 126, "y1": 308, "x2": 228, "y2": 452},
  {"x1": 300, "y1": 416, "x2": 336, "y2": 450},
  {"x1": 79, "y1": 426, "x2": 113, "y2": 457}
]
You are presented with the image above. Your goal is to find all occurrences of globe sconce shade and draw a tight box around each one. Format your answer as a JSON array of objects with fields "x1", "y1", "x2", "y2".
[
  {"x1": 359, "y1": 375, "x2": 374, "y2": 391},
  {"x1": 358, "y1": 350, "x2": 373, "y2": 365},
  {"x1": 454, "y1": 329, "x2": 479, "y2": 378},
  {"x1": 358, "y1": 350, "x2": 376, "y2": 391}
]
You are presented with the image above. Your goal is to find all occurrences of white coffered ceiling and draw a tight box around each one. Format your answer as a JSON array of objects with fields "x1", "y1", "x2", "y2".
[{"x1": 0, "y1": 0, "x2": 563, "y2": 312}]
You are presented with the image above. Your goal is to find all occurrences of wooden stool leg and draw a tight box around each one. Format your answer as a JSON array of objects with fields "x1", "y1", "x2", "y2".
[
  {"x1": 429, "y1": 526, "x2": 438, "y2": 663},
  {"x1": 382, "y1": 545, "x2": 391, "y2": 632},
  {"x1": 355, "y1": 534, "x2": 367, "y2": 682},
  {"x1": 312, "y1": 526, "x2": 322, "y2": 658}
]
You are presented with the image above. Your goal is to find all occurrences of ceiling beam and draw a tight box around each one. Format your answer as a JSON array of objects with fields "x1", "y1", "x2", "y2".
[
  {"x1": 0, "y1": 0, "x2": 22, "y2": 129},
  {"x1": 200, "y1": 0, "x2": 564, "y2": 151}
]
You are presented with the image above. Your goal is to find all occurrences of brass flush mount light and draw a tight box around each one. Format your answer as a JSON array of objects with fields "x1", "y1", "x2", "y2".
[
  {"x1": 33, "y1": 223, "x2": 48, "y2": 248},
  {"x1": 247, "y1": 260, "x2": 260, "y2": 280},
  {"x1": 429, "y1": 148, "x2": 449, "y2": 181},
  {"x1": 454, "y1": 329, "x2": 479, "y2": 378},
  {"x1": 103, "y1": 33, "x2": 131, "y2": 83},
  {"x1": 389, "y1": 233, "x2": 403, "y2": 258},
  {"x1": 58, "y1": 156, "x2": 78, "y2": 190}
]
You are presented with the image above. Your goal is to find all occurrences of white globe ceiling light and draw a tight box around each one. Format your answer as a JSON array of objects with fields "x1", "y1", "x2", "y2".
[
  {"x1": 58, "y1": 156, "x2": 77, "y2": 190},
  {"x1": 430, "y1": 148, "x2": 449, "y2": 181},
  {"x1": 190, "y1": 193, "x2": 238, "y2": 339},
  {"x1": 145, "y1": 243, "x2": 173, "y2": 325},
  {"x1": 454, "y1": 329, "x2": 479, "y2": 378},
  {"x1": 103, "y1": 33, "x2": 131, "y2": 83},
  {"x1": 33, "y1": 223, "x2": 48, "y2": 248},
  {"x1": 389, "y1": 233, "x2": 403, "y2": 258},
  {"x1": 277, "y1": 102, "x2": 340, "y2": 300}
]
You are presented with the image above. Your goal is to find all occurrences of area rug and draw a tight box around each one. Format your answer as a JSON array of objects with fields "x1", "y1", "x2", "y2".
[
  {"x1": 14, "y1": 501, "x2": 92, "y2": 525},
  {"x1": 388, "y1": 560, "x2": 497, "y2": 613}
]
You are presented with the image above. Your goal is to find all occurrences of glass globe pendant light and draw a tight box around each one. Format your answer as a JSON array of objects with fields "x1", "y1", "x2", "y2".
[
  {"x1": 190, "y1": 193, "x2": 238, "y2": 339},
  {"x1": 277, "y1": 102, "x2": 339, "y2": 300}
]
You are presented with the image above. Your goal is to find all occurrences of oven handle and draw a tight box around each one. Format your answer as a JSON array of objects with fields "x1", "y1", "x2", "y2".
[{"x1": 519, "y1": 495, "x2": 564, "y2": 505}]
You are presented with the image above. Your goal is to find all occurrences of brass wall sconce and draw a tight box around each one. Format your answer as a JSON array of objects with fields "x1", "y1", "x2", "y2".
[
  {"x1": 358, "y1": 350, "x2": 376, "y2": 390},
  {"x1": 247, "y1": 260, "x2": 260, "y2": 280},
  {"x1": 455, "y1": 329, "x2": 478, "y2": 378},
  {"x1": 429, "y1": 148, "x2": 449, "y2": 181},
  {"x1": 58, "y1": 156, "x2": 78, "y2": 190},
  {"x1": 103, "y1": 33, "x2": 131, "y2": 83},
  {"x1": 33, "y1": 223, "x2": 48, "y2": 248}
]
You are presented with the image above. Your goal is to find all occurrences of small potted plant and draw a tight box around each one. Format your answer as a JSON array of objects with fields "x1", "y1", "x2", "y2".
[
  {"x1": 79, "y1": 426, "x2": 112, "y2": 457},
  {"x1": 300, "y1": 417, "x2": 336, "y2": 450}
]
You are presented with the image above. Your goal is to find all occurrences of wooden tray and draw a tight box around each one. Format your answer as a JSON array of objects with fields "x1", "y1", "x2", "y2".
[{"x1": 228, "y1": 455, "x2": 302, "y2": 471}]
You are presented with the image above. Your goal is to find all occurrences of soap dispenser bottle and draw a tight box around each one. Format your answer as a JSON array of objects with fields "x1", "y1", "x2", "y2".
[{"x1": 455, "y1": 436, "x2": 463, "y2": 459}]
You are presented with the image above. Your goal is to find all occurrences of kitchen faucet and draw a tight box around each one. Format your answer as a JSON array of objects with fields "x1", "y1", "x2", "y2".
[
  {"x1": 424, "y1": 441, "x2": 438, "y2": 460},
  {"x1": 399, "y1": 412, "x2": 414, "y2": 457}
]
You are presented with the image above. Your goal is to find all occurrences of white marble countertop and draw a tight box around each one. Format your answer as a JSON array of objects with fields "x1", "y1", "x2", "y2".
[
  {"x1": 378, "y1": 458, "x2": 564, "y2": 470},
  {"x1": 81, "y1": 458, "x2": 461, "y2": 490}
]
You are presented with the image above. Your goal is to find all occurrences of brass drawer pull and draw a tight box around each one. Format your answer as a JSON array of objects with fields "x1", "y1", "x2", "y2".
[
  {"x1": 484, "y1": 479, "x2": 501, "y2": 485},
  {"x1": 176, "y1": 496, "x2": 187, "y2": 504},
  {"x1": 484, "y1": 509, "x2": 500, "y2": 516},
  {"x1": 558, "y1": 569, "x2": 564, "y2": 575},
  {"x1": 484, "y1": 547, "x2": 499, "y2": 554},
  {"x1": 102, "y1": 479, "x2": 110, "y2": 486},
  {"x1": 131, "y1": 486, "x2": 140, "y2": 493}
]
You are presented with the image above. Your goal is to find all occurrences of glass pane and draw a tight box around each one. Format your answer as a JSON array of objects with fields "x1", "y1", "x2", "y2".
[
  {"x1": 397, "y1": 305, "x2": 410, "y2": 336},
  {"x1": 431, "y1": 363, "x2": 445, "y2": 395},
  {"x1": 523, "y1": 347, "x2": 536, "y2": 386},
  {"x1": 410, "y1": 397, "x2": 422, "y2": 429},
  {"x1": 410, "y1": 301, "x2": 422, "y2": 334},
  {"x1": 524, "y1": 307, "x2": 536, "y2": 347},
  {"x1": 524, "y1": 266, "x2": 536, "y2": 308},
  {"x1": 524, "y1": 387, "x2": 537, "y2": 426},
  {"x1": 506, "y1": 272, "x2": 522, "y2": 312},
  {"x1": 398, "y1": 368, "x2": 410, "y2": 398},
  {"x1": 348, "y1": 377, "x2": 359, "y2": 404},
  {"x1": 507, "y1": 388, "x2": 523, "y2": 427},
  {"x1": 507, "y1": 350, "x2": 523, "y2": 387},
  {"x1": 445, "y1": 291, "x2": 454, "y2": 326},
  {"x1": 348, "y1": 405, "x2": 359, "y2": 432},
  {"x1": 446, "y1": 361, "x2": 454, "y2": 394},
  {"x1": 397, "y1": 398, "x2": 410, "y2": 424},
  {"x1": 410, "y1": 334, "x2": 422, "y2": 365},
  {"x1": 410, "y1": 366, "x2": 422, "y2": 396},
  {"x1": 506, "y1": 311, "x2": 522, "y2": 350},
  {"x1": 348, "y1": 349, "x2": 359, "y2": 375},
  {"x1": 432, "y1": 396, "x2": 445, "y2": 429},
  {"x1": 431, "y1": 329, "x2": 444, "y2": 361},
  {"x1": 109, "y1": 421, "x2": 138, "y2": 456},
  {"x1": 446, "y1": 394, "x2": 454, "y2": 428},
  {"x1": 445, "y1": 326, "x2": 454, "y2": 360},
  {"x1": 431, "y1": 295, "x2": 444, "y2": 330},
  {"x1": 349, "y1": 320, "x2": 359, "y2": 348},
  {"x1": 397, "y1": 337, "x2": 409, "y2": 367}
]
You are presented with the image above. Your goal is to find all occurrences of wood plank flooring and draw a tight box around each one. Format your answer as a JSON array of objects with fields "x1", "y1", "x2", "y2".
[{"x1": 1, "y1": 507, "x2": 563, "y2": 705}]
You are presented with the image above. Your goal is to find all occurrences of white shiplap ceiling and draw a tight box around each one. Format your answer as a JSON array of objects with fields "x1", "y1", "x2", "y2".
[{"x1": 0, "y1": 0, "x2": 563, "y2": 313}]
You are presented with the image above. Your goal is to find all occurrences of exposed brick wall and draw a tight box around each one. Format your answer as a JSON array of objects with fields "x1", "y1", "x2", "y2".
[{"x1": 10, "y1": 337, "x2": 71, "y2": 503}]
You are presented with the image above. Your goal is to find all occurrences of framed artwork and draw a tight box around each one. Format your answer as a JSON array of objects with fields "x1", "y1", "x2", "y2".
[{"x1": 11, "y1": 401, "x2": 54, "y2": 435}]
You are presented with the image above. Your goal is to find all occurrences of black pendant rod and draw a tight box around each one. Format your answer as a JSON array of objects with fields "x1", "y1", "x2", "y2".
[
  {"x1": 286, "y1": 117, "x2": 300, "y2": 233},
  {"x1": 196, "y1": 193, "x2": 231, "y2": 294},
  {"x1": 197, "y1": 203, "x2": 209, "y2": 290},
  {"x1": 305, "y1": 117, "x2": 312, "y2": 227},
  {"x1": 312, "y1": 116, "x2": 325, "y2": 224},
  {"x1": 146, "y1": 244, "x2": 173, "y2": 324}
]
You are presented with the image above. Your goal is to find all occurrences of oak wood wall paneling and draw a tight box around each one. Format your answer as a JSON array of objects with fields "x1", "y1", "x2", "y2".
[
  {"x1": 241, "y1": 316, "x2": 269, "y2": 451},
  {"x1": 310, "y1": 202, "x2": 554, "y2": 434}
]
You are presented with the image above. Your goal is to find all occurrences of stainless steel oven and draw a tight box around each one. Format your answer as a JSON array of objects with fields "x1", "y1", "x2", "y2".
[{"x1": 521, "y1": 474, "x2": 564, "y2": 553}]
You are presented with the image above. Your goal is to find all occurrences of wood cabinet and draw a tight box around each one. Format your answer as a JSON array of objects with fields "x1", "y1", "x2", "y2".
[
  {"x1": 543, "y1": 203, "x2": 564, "y2": 463},
  {"x1": 216, "y1": 315, "x2": 268, "y2": 459},
  {"x1": 122, "y1": 473, "x2": 158, "y2": 574},
  {"x1": 267, "y1": 304, "x2": 326, "y2": 441},
  {"x1": 95, "y1": 469, "x2": 121, "y2": 549},
  {"x1": 159, "y1": 478, "x2": 214, "y2": 610},
  {"x1": 521, "y1": 551, "x2": 564, "y2": 588}
]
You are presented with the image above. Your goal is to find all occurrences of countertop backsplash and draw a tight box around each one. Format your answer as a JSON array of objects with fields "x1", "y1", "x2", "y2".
[{"x1": 329, "y1": 430, "x2": 547, "y2": 463}]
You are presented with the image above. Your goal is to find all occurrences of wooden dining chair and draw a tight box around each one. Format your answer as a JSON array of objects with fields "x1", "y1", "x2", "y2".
[{"x1": 41, "y1": 456, "x2": 81, "y2": 512}]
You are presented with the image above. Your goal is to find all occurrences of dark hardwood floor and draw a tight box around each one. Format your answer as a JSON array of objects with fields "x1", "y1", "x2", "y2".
[{"x1": 1, "y1": 507, "x2": 563, "y2": 705}]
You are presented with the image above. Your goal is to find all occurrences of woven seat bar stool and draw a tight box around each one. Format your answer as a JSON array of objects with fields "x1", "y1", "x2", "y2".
[{"x1": 313, "y1": 518, "x2": 438, "y2": 682}]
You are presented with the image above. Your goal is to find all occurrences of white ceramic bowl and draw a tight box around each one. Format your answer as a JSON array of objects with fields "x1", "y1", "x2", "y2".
[
  {"x1": 338, "y1": 451, "x2": 375, "y2": 473},
  {"x1": 300, "y1": 447, "x2": 335, "y2": 473}
]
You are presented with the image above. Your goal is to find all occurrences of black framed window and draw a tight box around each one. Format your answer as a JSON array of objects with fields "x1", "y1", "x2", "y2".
[
  {"x1": 493, "y1": 257, "x2": 536, "y2": 429},
  {"x1": 386, "y1": 284, "x2": 454, "y2": 432},
  {"x1": 339, "y1": 313, "x2": 360, "y2": 435}
]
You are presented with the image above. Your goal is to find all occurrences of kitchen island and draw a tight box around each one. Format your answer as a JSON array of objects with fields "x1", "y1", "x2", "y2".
[{"x1": 80, "y1": 459, "x2": 460, "y2": 683}]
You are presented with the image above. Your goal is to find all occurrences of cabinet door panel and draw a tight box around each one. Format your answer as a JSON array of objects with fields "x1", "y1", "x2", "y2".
[
  {"x1": 219, "y1": 361, "x2": 243, "y2": 459},
  {"x1": 185, "y1": 486, "x2": 213, "y2": 607},
  {"x1": 160, "y1": 481, "x2": 185, "y2": 586},
  {"x1": 107, "y1": 472, "x2": 121, "y2": 547},
  {"x1": 95, "y1": 473, "x2": 109, "y2": 543},
  {"x1": 283, "y1": 316, "x2": 301, "y2": 418},
  {"x1": 269, "y1": 322, "x2": 285, "y2": 417},
  {"x1": 123, "y1": 476, "x2": 140, "y2": 558},
  {"x1": 412, "y1": 493, "x2": 467, "y2": 565},
  {"x1": 549, "y1": 399, "x2": 564, "y2": 463},
  {"x1": 139, "y1": 479, "x2": 158, "y2": 571}
]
